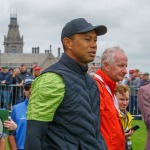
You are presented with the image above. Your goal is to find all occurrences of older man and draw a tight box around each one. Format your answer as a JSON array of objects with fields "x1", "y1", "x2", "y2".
[
  {"x1": 138, "y1": 83, "x2": 150, "y2": 150},
  {"x1": 25, "y1": 18, "x2": 107, "y2": 150},
  {"x1": 94, "y1": 46, "x2": 128, "y2": 150}
]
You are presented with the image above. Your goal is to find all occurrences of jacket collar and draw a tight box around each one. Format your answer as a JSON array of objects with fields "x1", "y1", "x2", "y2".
[
  {"x1": 95, "y1": 68, "x2": 116, "y2": 94},
  {"x1": 59, "y1": 53, "x2": 88, "y2": 75},
  {"x1": 119, "y1": 111, "x2": 134, "y2": 121}
]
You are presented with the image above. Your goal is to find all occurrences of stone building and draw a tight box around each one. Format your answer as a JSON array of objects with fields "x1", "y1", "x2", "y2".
[
  {"x1": 4, "y1": 13, "x2": 23, "y2": 53},
  {"x1": 0, "y1": 13, "x2": 100, "y2": 70},
  {"x1": 1, "y1": 13, "x2": 60, "y2": 70}
]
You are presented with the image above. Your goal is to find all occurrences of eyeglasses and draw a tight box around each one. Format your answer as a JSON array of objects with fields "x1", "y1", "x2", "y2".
[{"x1": 24, "y1": 85, "x2": 31, "y2": 91}]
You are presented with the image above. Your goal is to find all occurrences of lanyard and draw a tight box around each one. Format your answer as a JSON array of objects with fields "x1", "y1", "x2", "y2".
[{"x1": 94, "y1": 74, "x2": 120, "y2": 113}]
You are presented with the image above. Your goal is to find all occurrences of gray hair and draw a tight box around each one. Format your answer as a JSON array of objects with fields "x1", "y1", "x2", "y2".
[{"x1": 100, "y1": 46, "x2": 125, "y2": 68}]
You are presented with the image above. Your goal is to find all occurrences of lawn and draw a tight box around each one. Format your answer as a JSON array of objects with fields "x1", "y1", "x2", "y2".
[
  {"x1": 132, "y1": 119, "x2": 147, "y2": 150},
  {"x1": 6, "y1": 119, "x2": 147, "y2": 150}
]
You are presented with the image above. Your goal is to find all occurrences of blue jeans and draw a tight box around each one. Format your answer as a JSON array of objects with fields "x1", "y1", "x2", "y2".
[
  {"x1": 0, "y1": 90, "x2": 11, "y2": 109},
  {"x1": 128, "y1": 95, "x2": 138, "y2": 115}
]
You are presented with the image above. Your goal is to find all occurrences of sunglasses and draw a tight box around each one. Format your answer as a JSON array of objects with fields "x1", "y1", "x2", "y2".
[{"x1": 24, "y1": 85, "x2": 31, "y2": 91}]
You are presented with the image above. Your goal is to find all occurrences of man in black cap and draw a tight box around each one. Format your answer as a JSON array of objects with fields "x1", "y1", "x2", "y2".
[{"x1": 25, "y1": 18, "x2": 107, "y2": 150}]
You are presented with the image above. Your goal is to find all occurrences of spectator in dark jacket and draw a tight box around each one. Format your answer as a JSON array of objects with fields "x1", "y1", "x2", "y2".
[
  {"x1": 16, "y1": 64, "x2": 32, "y2": 86},
  {"x1": 128, "y1": 70, "x2": 140, "y2": 114},
  {"x1": 0, "y1": 66, "x2": 13, "y2": 109},
  {"x1": 25, "y1": 18, "x2": 107, "y2": 150},
  {"x1": 12, "y1": 68, "x2": 20, "y2": 84},
  {"x1": 140, "y1": 72, "x2": 150, "y2": 87}
]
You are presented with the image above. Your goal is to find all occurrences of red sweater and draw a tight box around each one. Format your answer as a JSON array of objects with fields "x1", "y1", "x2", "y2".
[{"x1": 94, "y1": 69, "x2": 125, "y2": 150}]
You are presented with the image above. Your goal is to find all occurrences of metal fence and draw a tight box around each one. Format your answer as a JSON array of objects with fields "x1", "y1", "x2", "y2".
[
  {"x1": 0, "y1": 85, "x2": 142, "y2": 117},
  {"x1": 0, "y1": 84, "x2": 25, "y2": 110},
  {"x1": 128, "y1": 88, "x2": 142, "y2": 119}
]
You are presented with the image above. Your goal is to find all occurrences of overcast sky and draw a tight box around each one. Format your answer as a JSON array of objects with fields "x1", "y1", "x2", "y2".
[{"x1": 0, "y1": 0, "x2": 150, "y2": 73}]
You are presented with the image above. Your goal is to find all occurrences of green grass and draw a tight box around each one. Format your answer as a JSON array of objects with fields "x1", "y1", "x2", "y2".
[
  {"x1": 132, "y1": 119, "x2": 147, "y2": 150},
  {"x1": 6, "y1": 138, "x2": 9, "y2": 150},
  {"x1": 6, "y1": 120, "x2": 147, "y2": 150}
]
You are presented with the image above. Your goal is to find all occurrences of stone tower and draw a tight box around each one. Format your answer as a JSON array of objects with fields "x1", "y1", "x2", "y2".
[{"x1": 4, "y1": 14, "x2": 23, "y2": 53}]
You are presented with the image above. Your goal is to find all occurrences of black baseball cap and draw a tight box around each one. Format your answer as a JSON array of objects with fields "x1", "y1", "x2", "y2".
[{"x1": 61, "y1": 18, "x2": 107, "y2": 42}]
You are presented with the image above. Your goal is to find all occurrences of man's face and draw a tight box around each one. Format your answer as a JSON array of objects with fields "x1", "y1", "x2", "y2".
[
  {"x1": 2, "y1": 69, "x2": 8, "y2": 74},
  {"x1": 64, "y1": 30, "x2": 97, "y2": 66},
  {"x1": 20, "y1": 66, "x2": 26, "y2": 73},
  {"x1": 105, "y1": 52, "x2": 128, "y2": 82},
  {"x1": 116, "y1": 91, "x2": 129, "y2": 112},
  {"x1": 34, "y1": 70, "x2": 40, "y2": 77},
  {"x1": 138, "y1": 73, "x2": 143, "y2": 79},
  {"x1": 143, "y1": 75, "x2": 149, "y2": 80},
  {"x1": 131, "y1": 72, "x2": 136, "y2": 78},
  {"x1": 24, "y1": 84, "x2": 31, "y2": 99}
]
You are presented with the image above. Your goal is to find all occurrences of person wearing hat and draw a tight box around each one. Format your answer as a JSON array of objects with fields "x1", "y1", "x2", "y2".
[
  {"x1": 8, "y1": 68, "x2": 14, "y2": 75},
  {"x1": 8, "y1": 76, "x2": 34, "y2": 150},
  {"x1": 32, "y1": 66, "x2": 41, "y2": 78},
  {"x1": 25, "y1": 18, "x2": 107, "y2": 150},
  {"x1": 0, "y1": 66, "x2": 13, "y2": 109},
  {"x1": 128, "y1": 69, "x2": 140, "y2": 115},
  {"x1": 128, "y1": 69, "x2": 135, "y2": 81},
  {"x1": 140, "y1": 72, "x2": 150, "y2": 87}
]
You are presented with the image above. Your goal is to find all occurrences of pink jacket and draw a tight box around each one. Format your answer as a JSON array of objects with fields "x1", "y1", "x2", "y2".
[{"x1": 138, "y1": 83, "x2": 150, "y2": 150}]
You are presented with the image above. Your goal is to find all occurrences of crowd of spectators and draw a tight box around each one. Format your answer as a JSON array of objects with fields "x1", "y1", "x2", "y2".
[
  {"x1": 0, "y1": 63, "x2": 42, "y2": 109},
  {"x1": 0, "y1": 17, "x2": 149, "y2": 150},
  {"x1": 120, "y1": 69, "x2": 150, "y2": 115},
  {"x1": 88, "y1": 66, "x2": 150, "y2": 115},
  {"x1": 0, "y1": 62, "x2": 149, "y2": 114}
]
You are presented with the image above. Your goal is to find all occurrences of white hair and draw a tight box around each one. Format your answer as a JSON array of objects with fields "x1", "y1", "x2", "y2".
[{"x1": 100, "y1": 46, "x2": 126, "y2": 68}]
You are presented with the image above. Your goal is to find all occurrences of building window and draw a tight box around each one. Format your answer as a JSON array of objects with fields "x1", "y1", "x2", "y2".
[{"x1": 12, "y1": 46, "x2": 17, "y2": 53}]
